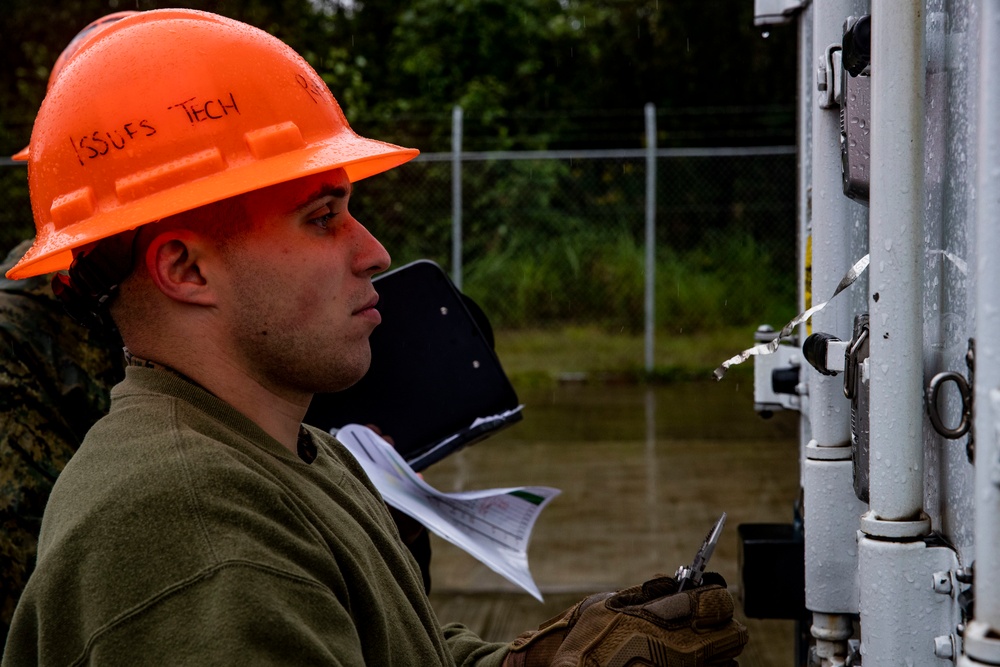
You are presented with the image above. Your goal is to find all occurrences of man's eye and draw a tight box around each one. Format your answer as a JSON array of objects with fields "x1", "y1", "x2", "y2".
[{"x1": 310, "y1": 211, "x2": 335, "y2": 230}]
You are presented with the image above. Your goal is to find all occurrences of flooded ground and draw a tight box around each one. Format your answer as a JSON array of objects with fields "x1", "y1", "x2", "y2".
[{"x1": 423, "y1": 379, "x2": 802, "y2": 666}]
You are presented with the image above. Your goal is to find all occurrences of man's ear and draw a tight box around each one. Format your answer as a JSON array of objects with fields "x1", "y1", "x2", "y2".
[{"x1": 144, "y1": 230, "x2": 216, "y2": 306}]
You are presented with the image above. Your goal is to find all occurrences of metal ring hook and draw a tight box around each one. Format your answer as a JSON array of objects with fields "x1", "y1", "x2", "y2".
[{"x1": 927, "y1": 371, "x2": 972, "y2": 439}]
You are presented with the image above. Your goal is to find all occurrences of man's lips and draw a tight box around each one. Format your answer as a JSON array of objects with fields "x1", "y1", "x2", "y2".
[{"x1": 353, "y1": 295, "x2": 381, "y2": 320}]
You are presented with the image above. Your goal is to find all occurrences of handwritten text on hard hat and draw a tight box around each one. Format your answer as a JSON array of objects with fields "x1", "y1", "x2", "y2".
[
  {"x1": 167, "y1": 93, "x2": 241, "y2": 125},
  {"x1": 66, "y1": 92, "x2": 239, "y2": 167},
  {"x1": 295, "y1": 74, "x2": 327, "y2": 105},
  {"x1": 69, "y1": 121, "x2": 157, "y2": 166}
]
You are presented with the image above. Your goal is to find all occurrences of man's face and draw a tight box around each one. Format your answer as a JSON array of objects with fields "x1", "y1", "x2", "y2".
[{"x1": 218, "y1": 168, "x2": 390, "y2": 399}]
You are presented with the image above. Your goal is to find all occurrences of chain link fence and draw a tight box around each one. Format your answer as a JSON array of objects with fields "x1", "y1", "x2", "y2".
[
  {"x1": 353, "y1": 146, "x2": 797, "y2": 339},
  {"x1": 0, "y1": 117, "x2": 797, "y2": 348}
]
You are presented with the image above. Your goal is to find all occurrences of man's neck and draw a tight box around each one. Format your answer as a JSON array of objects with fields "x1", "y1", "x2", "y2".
[{"x1": 124, "y1": 347, "x2": 309, "y2": 454}]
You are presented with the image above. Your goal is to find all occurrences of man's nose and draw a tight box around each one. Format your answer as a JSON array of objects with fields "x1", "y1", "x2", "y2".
[{"x1": 350, "y1": 217, "x2": 391, "y2": 276}]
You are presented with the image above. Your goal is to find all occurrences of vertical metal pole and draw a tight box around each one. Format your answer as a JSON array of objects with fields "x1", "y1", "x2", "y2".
[
  {"x1": 452, "y1": 105, "x2": 463, "y2": 290},
  {"x1": 796, "y1": 11, "x2": 817, "y2": 664},
  {"x1": 964, "y1": 2, "x2": 1000, "y2": 664},
  {"x1": 858, "y1": 3, "x2": 934, "y2": 664},
  {"x1": 805, "y1": 3, "x2": 867, "y2": 665},
  {"x1": 809, "y1": 5, "x2": 854, "y2": 456},
  {"x1": 864, "y1": 0, "x2": 927, "y2": 529},
  {"x1": 796, "y1": 2, "x2": 813, "y2": 354},
  {"x1": 796, "y1": 0, "x2": 814, "y2": 487},
  {"x1": 644, "y1": 103, "x2": 656, "y2": 373}
]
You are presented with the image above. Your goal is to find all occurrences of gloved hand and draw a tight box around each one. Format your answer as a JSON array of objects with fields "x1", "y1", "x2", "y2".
[{"x1": 503, "y1": 573, "x2": 748, "y2": 667}]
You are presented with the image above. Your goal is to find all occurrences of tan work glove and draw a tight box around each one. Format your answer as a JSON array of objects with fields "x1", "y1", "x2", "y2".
[{"x1": 503, "y1": 574, "x2": 748, "y2": 667}]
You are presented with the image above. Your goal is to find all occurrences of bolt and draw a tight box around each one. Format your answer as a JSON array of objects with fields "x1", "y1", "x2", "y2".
[
  {"x1": 933, "y1": 634, "x2": 955, "y2": 659},
  {"x1": 932, "y1": 571, "x2": 953, "y2": 594},
  {"x1": 955, "y1": 566, "x2": 973, "y2": 584}
]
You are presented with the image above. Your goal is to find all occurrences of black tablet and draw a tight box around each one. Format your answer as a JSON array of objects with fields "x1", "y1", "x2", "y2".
[{"x1": 304, "y1": 260, "x2": 522, "y2": 470}]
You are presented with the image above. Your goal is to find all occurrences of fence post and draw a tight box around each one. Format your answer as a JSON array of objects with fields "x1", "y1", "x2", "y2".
[
  {"x1": 451, "y1": 105, "x2": 464, "y2": 290},
  {"x1": 644, "y1": 103, "x2": 657, "y2": 373}
]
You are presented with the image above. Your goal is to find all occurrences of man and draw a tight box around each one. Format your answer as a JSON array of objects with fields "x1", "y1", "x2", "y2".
[
  {"x1": 0, "y1": 11, "x2": 437, "y2": 645},
  {"x1": 4, "y1": 9, "x2": 745, "y2": 665}
]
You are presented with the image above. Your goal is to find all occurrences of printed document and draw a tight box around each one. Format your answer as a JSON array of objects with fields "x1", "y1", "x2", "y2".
[{"x1": 336, "y1": 424, "x2": 560, "y2": 601}]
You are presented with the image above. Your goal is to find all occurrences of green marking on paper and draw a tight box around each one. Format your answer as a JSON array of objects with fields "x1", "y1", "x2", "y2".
[{"x1": 510, "y1": 490, "x2": 544, "y2": 505}]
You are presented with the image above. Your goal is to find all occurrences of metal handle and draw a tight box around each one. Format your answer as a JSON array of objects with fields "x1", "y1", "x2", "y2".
[
  {"x1": 927, "y1": 370, "x2": 972, "y2": 439},
  {"x1": 844, "y1": 323, "x2": 869, "y2": 400}
]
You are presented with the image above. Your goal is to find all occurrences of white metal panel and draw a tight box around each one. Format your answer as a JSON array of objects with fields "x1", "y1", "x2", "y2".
[
  {"x1": 921, "y1": 0, "x2": 978, "y2": 566},
  {"x1": 859, "y1": 538, "x2": 960, "y2": 665}
]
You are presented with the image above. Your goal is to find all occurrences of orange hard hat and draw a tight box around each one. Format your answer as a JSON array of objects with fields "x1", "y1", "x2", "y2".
[
  {"x1": 9, "y1": 8, "x2": 418, "y2": 280},
  {"x1": 11, "y1": 11, "x2": 139, "y2": 162}
]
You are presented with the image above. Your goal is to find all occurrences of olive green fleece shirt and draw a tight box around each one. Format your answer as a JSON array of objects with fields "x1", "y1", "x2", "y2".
[{"x1": 2, "y1": 366, "x2": 509, "y2": 666}]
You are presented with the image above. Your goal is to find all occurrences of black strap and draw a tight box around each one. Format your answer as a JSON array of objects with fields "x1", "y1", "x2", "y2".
[{"x1": 51, "y1": 231, "x2": 138, "y2": 333}]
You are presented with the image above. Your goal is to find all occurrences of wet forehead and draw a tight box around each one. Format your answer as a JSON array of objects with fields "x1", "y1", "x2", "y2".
[{"x1": 239, "y1": 168, "x2": 352, "y2": 218}]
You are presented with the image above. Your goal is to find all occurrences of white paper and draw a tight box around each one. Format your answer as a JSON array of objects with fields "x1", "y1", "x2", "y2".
[{"x1": 335, "y1": 424, "x2": 560, "y2": 601}]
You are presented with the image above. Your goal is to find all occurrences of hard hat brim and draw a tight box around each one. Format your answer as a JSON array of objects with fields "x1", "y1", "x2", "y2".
[{"x1": 8, "y1": 133, "x2": 418, "y2": 280}]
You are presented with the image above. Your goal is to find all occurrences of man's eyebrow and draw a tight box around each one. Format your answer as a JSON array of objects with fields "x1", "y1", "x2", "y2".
[{"x1": 290, "y1": 182, "x2": 353, "y2": 216}]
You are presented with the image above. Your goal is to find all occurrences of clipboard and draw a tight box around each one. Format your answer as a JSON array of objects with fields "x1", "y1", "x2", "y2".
[{"x1": 304, "y1": 260, "x2": 522, "y2": 470}]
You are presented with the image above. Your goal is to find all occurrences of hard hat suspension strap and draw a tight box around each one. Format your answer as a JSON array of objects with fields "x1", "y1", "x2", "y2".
[{"x1": 51, "y1": 230, "x2": 138, "y2": 333}]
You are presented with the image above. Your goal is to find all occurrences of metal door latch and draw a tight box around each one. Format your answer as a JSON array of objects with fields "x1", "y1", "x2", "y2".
[
  {"x1": 817, "y1": 43, "x2": 843, "y2": 109},
  {"x1": 846, "y1": 315, "x2": 871, "y2": 503},
  {"x1": 803, "y1": 316, "x2": 872, "y2": 502},
  {"x1": 843, "y1": 317, "x2": 869, "y2": 400},
  {"x1": 840, "y1": 15, "x2": 872, "y2": 204}
]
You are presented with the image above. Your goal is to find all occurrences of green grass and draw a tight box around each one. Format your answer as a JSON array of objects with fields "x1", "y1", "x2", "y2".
[
  {"x1": 494, "y1": 324, "x2": 760, "y2": 387},
  {"x1": 463, "y1": 226, "x2": 796, "y2": 335}
]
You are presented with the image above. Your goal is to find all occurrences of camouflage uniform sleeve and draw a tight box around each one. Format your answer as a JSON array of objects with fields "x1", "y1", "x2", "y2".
[{"x1": 0, "y1": 241, "x2": 121, "y2": 641}]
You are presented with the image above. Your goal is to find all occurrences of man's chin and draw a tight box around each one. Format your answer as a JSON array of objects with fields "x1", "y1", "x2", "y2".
[{"x1": 306, "y1": 354, "x2": 371, "y2": 395}]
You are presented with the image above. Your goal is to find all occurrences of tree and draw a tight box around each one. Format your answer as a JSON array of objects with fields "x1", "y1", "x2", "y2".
[{"x1": 0, "y1": 0, "x2": 797, "y2": 324}]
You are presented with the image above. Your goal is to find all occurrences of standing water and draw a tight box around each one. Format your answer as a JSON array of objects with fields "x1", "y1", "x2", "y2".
[{"x1": 425, "y1": 379, "x2": 800, "y2": 666}]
